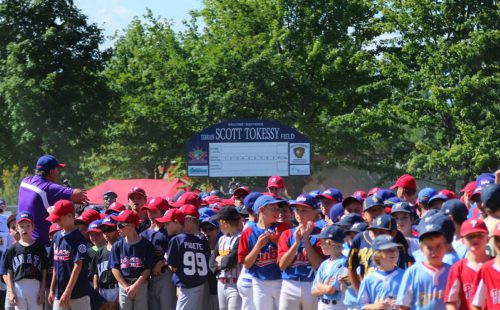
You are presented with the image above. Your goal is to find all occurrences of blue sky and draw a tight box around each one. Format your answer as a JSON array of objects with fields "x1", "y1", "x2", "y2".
[{"x1": 74, "y1": 0, "x2": 203, "y2": 47}]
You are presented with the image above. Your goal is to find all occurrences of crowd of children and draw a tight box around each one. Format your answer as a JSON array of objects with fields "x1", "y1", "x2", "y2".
[{"x1": 1, "y1": 168, "x2": 500, "y2": 310}]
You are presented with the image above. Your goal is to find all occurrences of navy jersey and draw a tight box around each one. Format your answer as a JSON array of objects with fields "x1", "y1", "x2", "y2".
[
  {"x1": 167, "y1": 233, "x2": 210, "y2": 288},
  {"x1": 136, "y1": 218, "x2": 151, "y2": 235},
  {"x1": 277, "y1": 226, "x2": 324, "y2": 281},
  {"x1": 5, "y1": 241, "x2": 48, "y2": 282},
  {"x1": 90, "y1": 246, "x2": 117, "y2": 287},
  {"x1": 109, "y1": 237, "x2": 154, "y2": 281},
  {"x1": 50, "y1": 229, "x2": 91, "y2": 299},
  {"x1": 140, "y1": 227, "x2": 169, "y2": 265}
]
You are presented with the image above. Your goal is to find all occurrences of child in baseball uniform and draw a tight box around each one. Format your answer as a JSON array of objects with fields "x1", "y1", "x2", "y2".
[
  {"x1": 238, "y1": 195, "x2": 285, "y2": 310},
  {"x1": 357, "y1": 235, "x2": 405, "y2": 309},
  {"x1": 160, "y1": 208, "x2": 210, "y2": 310},
  {"x1": 209, "y1": 206, "x2": 243, "y2": 310},
  {"x1": 90, "y1": 216, "x2": 119, "y2": 304},
  {"x1": 109, "y1": 210, "x2": 154, "y2": 310},
  {"x1": 444, "y1": 219, "x2": 491, "y2": 310},
  {"x1": 470, "y1": 222, "x2": 500, "y2": 310},
  {"x1": 311, "y1": 225, "x2": 347, "y2": 309},
  {"x1": 46, "y1": 200, "x2": 92, "y2": 310},
  {"x1": 396, "y1": 223, "x2": 451, "y2": 310},
  {"x1": 277, "y1": 194, "x2": 325, "y2": 310},
  {"x1": 5, "y1": 211, "x2": 48, "y2": 310},
  {"x1": 139, "y1": 197, "x2": 176, "y2": 310}
]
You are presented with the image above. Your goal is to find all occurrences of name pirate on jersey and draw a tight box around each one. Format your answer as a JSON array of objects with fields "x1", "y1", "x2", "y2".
[{"x1": 184, "y1": 241, "x2": 204, "y2": 250}]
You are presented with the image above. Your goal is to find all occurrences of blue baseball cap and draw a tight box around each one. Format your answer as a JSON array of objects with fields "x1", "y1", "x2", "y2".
[
  {"x1": 375, "y1": 189, "x2": 396, "y2": 201},
  {"x1": 199, "y1": 207, "x2": 217, "y2": 220},
  {"x1": 473, "y1": 173, "x2": 495, "y2": 196},
  {"x1": 335, "y1": 213, "x2": 364, "y2": 228},
  {"x1": 440, "y1": 199, "x2": 468, "y2": 222},
  {"x1": 16, "y1": 211, "x2": 33, "y2": 224},
  {"x1": 308, "y1": 190, "x2": 322, "y2": 208},
  {"x1": 329, "y1": 203, "x2": 344, "y2": 223},
  {"x1": 342, "y1": 191, "x2": 365, "y2": 208},
  {"x1": 36, "y1": 155, "x2": 65, "y2": 172},
  {"x1": 244, "y1": 192, "x2": 263, "y2": 213},
  {"x1": 316, "y1": 188, "x2": 343, "y2": 203},
  {"x1": 383, "y1": 196, "x2": 401, "y2": 207},
  {"x1": 372, "y1": 235, "x2": 402, "y2": 251},
  {"x1": 369, "y1": 214, "x2": 397, "y2": 231},
  {"x1": 201, "y1": 217, "x2": 219, "y2": 228},
  {"x1": 291, "y1": 194, "x2": 319, "y2": 209},
  {"x1": 391, "y1": 202, "x2": 413, "y2": 214},
  {"x1": 345, "y1": 222, "x2": 369, "y2": 234},
  {"x1": 311, "y1": 225, "x2": 345, "y2": 243},
  {"x1": 363, "y1": 195, "x2": 385, "y2": 211},
  {"x1": 417, "y1": 187, "x2": 438, "y2": 206},
  {"x1": 88, "y1": 219, "x2": 103, "y2": 233},
  {"x1": 428, "y1": 194, "x2": 448, "y2": 207},
  {"x1": 481, "y1": 184, "x2": 500, "y2": 211},
  {"x1": 100, "y1": 215, "x2": 117, "y2": 227},
  {"x1": 253, "y1": 195, "x2": 284, "y2": 214}
]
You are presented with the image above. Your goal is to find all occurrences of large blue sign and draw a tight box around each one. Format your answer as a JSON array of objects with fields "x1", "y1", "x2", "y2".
[{"x1": 186, "y1": 119, "x2": 311, "y2": 177}]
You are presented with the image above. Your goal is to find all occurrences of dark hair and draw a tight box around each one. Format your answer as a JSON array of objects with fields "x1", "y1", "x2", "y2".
[
  {"x1": 36, "y1": 170, "x2": 49, "y2": 177},
  {"x1": 420, "y1": 232, "x2": 447, "y2": 244},
  {"x1": 404, "y1": 188, "x2": 417, "y2": 196}
]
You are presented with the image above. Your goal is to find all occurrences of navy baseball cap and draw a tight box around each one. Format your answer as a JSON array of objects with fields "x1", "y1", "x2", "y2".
[
  {"x1": 335, "y1": 213, "x2": 364, "y2": 228},
  {"x1": 316, "y1": 188, "x2": 343, "y2": 202},
  {"x1": 88, "y1": 219, "x2": 103, "y2": 233},
  {"x1": 383, "y1": 196, "x2": 401, "y2": 207},
  {"x1": 369, "y1": 214, "x2": 397, "y2": 231},
  {"x1": 473, "y1": 173, "x2": 495, "y2": 196},
  {"x1": 345, "y1": 222, "x2": 369, "y2": 234},
  {"x1": 236, "y1": 205, "x2": 249, "y2": 216},
  {"x1": 36, "y1": 155, "x2": 65, "y2": 172},
  {"x1": 417, "y1": 187, "x2": 438, "y2": 206},
  {"x1": 16, "y1": 211, "x2": 33, "y2": 224},
  {"x1": 391, "y1": 202, "x2": 413, "y2": 214},
  {"x1": 291, "y1": 194, "x2": 318, "y2": 209},
  {"x1": 342, "y1": 191, "x2": 365, "y2": 208},
  {"x1": 418, "y1": 223, "x2": 445, "y2": 241},
  {"x1": 329, "y1": 203, "x2": 344, "y2": 223},
  {"x1": 375, "y1": 189, "x2": 396, "y2": 201},
  {"x1": 372, "y1": 235, "x2": 402, "y2": 251},
  {"x1": 253, "y1": 195, "x2": 284, "y2": 214},
  {"x1": 100, "y1": 215, "x2": 117, "y2": 227},
  {"x1": 244, "y1": 192, "x2": 263, "y2": 213},
  {"x1": 311, "y1": 225, "x2": 345, "y2": 244},
  {"x1": 418, "y1": 213, "x2": 455, "y2": 243},
  {"x1": 481, "y1": 184, "x2": 500, "y2": 211},
  {"x1": 307, "y1": 190, "x2": 322, "y2": 208},
  {"x1": 428, "y1": 194, "x2": 448, "y2": 206},
  {"x1": 363, "y1": 195, "x2": 385, "y2": 211},
  {"x1": 440, "y1": 199, "x2": 468, "y2": 222}
]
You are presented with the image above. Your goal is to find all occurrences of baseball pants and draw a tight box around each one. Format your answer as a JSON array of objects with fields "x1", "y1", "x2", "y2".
[
  {"x1": 176, "y1": 283, "x2": 204, "y2": 310},
  {"x1": 252, "y1": 278, "x2": 282, "y2": 310},
  {"x1": 148, "y1": 270, "x2": 176, "y2": 310},
  {"x1": 279, "y1": 279, "x2": 317, "y2": 310},
  {"x1": 237, "y1": 270, "x2": 254, "y2": 310},
  {"x1": 318, "y1": 301, "x2": 347, "y2": 310},
  {"x1": 98, "y1": 288, "x2": 118, "y2": 303},
  {"x1": 53, "y1": 295, "x2": 91, "y2": 310},
  {"x1": 5, "y1": 287, "x2": 14, "y2": 310},
  {"x1": 12, "y1": 279, "x2": 42, "y2": 310},
  {"x1": 217, "y1": 282, "x2": 241, "y2": 310},
  {"x1": 118, "y1": 283, "x2": 147, "y2": 310}
]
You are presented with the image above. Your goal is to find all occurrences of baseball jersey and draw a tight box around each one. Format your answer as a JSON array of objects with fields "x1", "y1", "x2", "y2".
[
  {"x1": 90, "y1": 246, "x2": 117, "y2": 288},
  {"x1": 311, "y1": 255, "x2": 347, "y2": 302},
  {"x1": 167, "y1": 232, "x2": 210, "y2": 288},
  {"x1": 444, "y1": 258, "x2": 487, "y2": 310},
  {"x1": 18, "y1": 175, "x2": 73, "y2": 246},
  {"x1": 396, "y1": 261, "x2": 451, "y2": 310},
  {"x1": 277, "y1": 226, "x2": 324, "y2": 281},
  {"x1": 136, "y1": 218, "x2": 151, "y2": 235},
  {"x1": 471, "y1": 259, "x2": 500, "y2": 309},
  {"x1": 210, "y1": 233, "x2": 241, "y2": 279},
  {"x1": 140, "y1": 227, "x2": 169, "y2": 266},
  {"x1": 109, "y1": 237, "x2": 154, "y2": 281},
  {"x1": 50, "y1": 229, "x2": 91, "y2": 299},
  {"x1": 5, "y1": 241, "x2": 48, "y2": 282},
  {"x1": 238, "y1": 223, "x2": 281, "y2": 280},
  {"x1": 357, "y1": 268, "x2": 405, "y2": 307}
]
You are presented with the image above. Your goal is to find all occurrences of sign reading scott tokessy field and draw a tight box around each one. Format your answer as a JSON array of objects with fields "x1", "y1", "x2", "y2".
[{"x1": 186, "y1": 120, "x2": 311, "y2": 177}]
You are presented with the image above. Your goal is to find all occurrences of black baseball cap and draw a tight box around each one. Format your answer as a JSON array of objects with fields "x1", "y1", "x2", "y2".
[{"x1": 211, "y1": 206, "x2": 241, "y2": 222}]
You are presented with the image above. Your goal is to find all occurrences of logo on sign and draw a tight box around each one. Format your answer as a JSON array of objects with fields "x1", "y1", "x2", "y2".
[
  {"x1": 293, "y1": 146, "x2": 305, "y2": 158},
  {"x1": 188, "y1": 166, "x2": 209, "y2": 176},
  {"x1": 189, "y1": 147, "x2": 208, "y2": 161}
]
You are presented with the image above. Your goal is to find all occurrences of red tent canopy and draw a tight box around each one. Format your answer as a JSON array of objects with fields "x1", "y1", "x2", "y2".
[{"x1": 87, "y1": 179, "x2": 186, "y2": 205}]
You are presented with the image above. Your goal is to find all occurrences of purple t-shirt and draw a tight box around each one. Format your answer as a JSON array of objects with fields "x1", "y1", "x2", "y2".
[{"x1": 18, "y1": 175, "x2": 73, "y2": 246}]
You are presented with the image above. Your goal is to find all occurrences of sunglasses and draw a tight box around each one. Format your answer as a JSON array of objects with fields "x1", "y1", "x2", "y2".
[
  {"x1": 101, "y1": 226, "x2": 117, "y2": 233},
  {"x1": 117, "y1": 223, "x2": 130, "y2": 229}
]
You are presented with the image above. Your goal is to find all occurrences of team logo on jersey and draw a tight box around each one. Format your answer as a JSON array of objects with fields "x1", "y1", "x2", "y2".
[
  {"x1": 78, "y1": 244, "x2": 87, "y2": 254},
  {"x1": 255, "y1": 247, "x2": 278, "y2": 267},
  {"x1": 120, "y1": 257, "x2": 144, "y2": 268},
  {"x1": 491, "y1": 288, "x2": 499, "y2": 305},
  {"x1": 53, "y1": 247, "x2": 71, "y2": 261}
]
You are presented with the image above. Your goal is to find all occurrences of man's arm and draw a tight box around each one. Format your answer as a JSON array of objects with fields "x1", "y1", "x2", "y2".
[{"x1": 70, "y1": 188, "x2": 89, "y2": 205}]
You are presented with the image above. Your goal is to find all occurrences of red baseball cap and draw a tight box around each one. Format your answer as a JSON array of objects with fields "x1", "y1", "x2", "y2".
[
  {"x1": 367, "y1": 187, "x2": 380, "y2": 196},
  {"x1": 460, "y1": 181, "x2": 477, "y2": 197},
  {"x1": 49, "y1": 223, "x2": 62, "y2": 235},
  {"x1": 156, "y1": 208, "x2": 185, "y2": 225},
  {"x1": 439, "y1": 189, "x2": 458, "y2": 200},
  {"x1": 75, "y1": 209, "x2": 101, "y2": 225},
  {"x1": 111, "y1": 210, "x2": 139, "y2": 226},
  {"x1": 390, "y1": 174, "x2": 417, "y2": 190},
  {"x1": 268, "y1": 176, "x2": 285, "y2": 188},
  {"x1": 128, "y1": 187, "x2": 147, "y2": 199},
  {"x1": 460, "y1": 219, "x2": 488, "y2": 237},
  {"x1": 494, "y1": 222, "x2": 500, "y2": 237},
  {"x1": 171, "y1": 192, "x2": 201, "y2": 208},
  {"x1": 204, "y1": 195, "x2": 222, "y2": 205},
  {"x1": 234, "y1": 186, "x2": 251, "y2": 197},
  {"x1": 105, "y1": 202, "x2": 126, "y2": 214},
  {"x1": 141, "y1": 197, "x2": 169, "y2": 212},
  {"x1": 179, "y1": 204, "x2": 200, "y2": 219},
  {"x1": 46, "y1": 200, "x2": 75, "y2": 222}
]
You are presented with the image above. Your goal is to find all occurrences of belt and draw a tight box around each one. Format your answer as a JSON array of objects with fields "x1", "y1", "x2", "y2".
[
  {"x1": 125, "y1": 278, "x2": 139, "y2": 285},
  {"x1": 320, "y1": 298, "x2": 337, "y2": 305},
  {"x1": 100, "y1": 283, "x2": 118, "y2": 289},
  {"x1": 218, "y1": 278, "x2": 238, "y2": 284}
]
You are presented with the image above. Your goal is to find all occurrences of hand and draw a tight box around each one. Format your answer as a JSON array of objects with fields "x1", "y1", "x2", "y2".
[
  {"x1": 495, "y1": 169, "x2": 500, "y2": 184},
  {"x1": 37, "y1": 289, "x2": 45, "y2": 305},
  {"x1": 48, "y1": 290, "x2": 55, "y2": 305},
  {"x1": 255, "y1": 232, "x2": 270, "y2": 249},
  {"x1": 215, "y1": 256, "x2": 223, "y2": 270},
  {"x1": 8, "y1": 291, "x2": 16, "y2": 306},
  {"x1": 293, "y1": 224, "x2": 303, "y2": 243},
  {"x1": 59, "y1": 290, "x2": 71, "y2": 308},
  {"x1": 302, "y1": 221, "x2": 314, "y2": 239},
  {"x1": 71, "y1": 188, "x2": 89, "y2": 205},
  {"x1": 126, "y1": 283, "x2": 139, "y2": 299}
]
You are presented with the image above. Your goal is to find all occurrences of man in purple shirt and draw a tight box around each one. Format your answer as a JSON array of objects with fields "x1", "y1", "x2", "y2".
[{"x1": 17, "y1": 155, "x2": 88, "y2": 246}]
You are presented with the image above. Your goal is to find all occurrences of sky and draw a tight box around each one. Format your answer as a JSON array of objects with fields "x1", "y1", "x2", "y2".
[{"x1": 74, "y1": 0, "x2": 203, "y2": 47}]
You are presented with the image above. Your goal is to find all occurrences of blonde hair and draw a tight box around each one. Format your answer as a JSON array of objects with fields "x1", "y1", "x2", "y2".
[{"x1": 372, "y1": 250, "x2": 383, "y2": 266}]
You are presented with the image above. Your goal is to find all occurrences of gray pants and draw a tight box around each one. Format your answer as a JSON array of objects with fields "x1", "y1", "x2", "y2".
[
  {"x1": 148, "y1": 270, "x2": 176, "y2": 310},
  {"x1": 53, "y1": 296, "x2": 91, "y2": 310},
  {"x1": 118, "y1": 283, "x2": 148, "y2": 310},
  {"x1": 217, "y1": 282, "x2": 242, "y2": 310},
  {"x1": 176, "y1": 284, "x2": 204, "y2": 310}
]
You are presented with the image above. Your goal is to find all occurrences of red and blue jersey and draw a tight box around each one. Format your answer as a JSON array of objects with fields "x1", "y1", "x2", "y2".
[
  {"x1": 167, "y1": 233, "x2": 210, "y2": 288},
  {"x1": 277, "y1": 226, "x2": 324, "y2": 281},
  {"x1": 109, "y1": 237, "x2": 154, "y2": 281},
  {"x1": 140, "y1": 227, "x2": 169, "y2": 266},
  {"x1": 238, "y1": 222, "x2": 281, "y2": 280},
  {"x1": 50, "y1": 229, "x2": 91, "y2": 299}
]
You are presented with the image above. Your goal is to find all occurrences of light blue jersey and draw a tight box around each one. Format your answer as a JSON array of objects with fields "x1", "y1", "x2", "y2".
[
  {"x1": 412, "y1": 249, "x2": 460, "y2": 265},
  {"x1": 312, "y1": 255, "x2": 347, "y2": 303},
  {"x1": 357, "y1": 268, "x2": 405, "y2": 308},
  {"x1": 396, "y1": 262, "x2": 451, "y2": 310}
]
